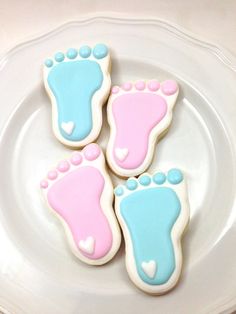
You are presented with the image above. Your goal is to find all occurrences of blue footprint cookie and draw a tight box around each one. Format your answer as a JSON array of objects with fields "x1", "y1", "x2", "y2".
[
  {"x1": 114, "y1": 169, "x2": 190, "y2": 294},
  {"x1": 44, "y1": 44, "x2": 111, "y2": 147}
]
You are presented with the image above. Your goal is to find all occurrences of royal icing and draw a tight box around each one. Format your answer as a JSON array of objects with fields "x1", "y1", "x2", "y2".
[
  {"x1": 114, "y1": 169, "x2": 189, "y2": 294},
  {"x1": 40, "y1": 143, "x2": 121, "y2": 265},
  {"x1": 141, "y1": 260, "x2": 157, "y2": 279},
  {"x1": 44, "y1": 44, "x2": 111, "y2": 147},
  {"x1": 107, "y1": 80, "x2": 179, "y2": 177}
]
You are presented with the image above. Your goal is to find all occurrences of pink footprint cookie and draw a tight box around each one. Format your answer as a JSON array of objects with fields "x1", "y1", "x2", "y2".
[
  {"x1": 40, "y1": 144, "x2": 121, "y2": 265},
  {"x1": 107, "y1": 80, "x2": 179, "y2": 177}
]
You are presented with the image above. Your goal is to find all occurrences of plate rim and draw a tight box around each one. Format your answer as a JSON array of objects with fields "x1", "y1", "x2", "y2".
[{"x1": 0, "y1": 14, "x2": 236, "y2": 73}]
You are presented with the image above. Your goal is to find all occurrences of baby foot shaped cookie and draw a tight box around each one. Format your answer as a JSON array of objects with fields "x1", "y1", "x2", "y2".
[
  {"x1": 44, "y1": 44, "x2": 111, "y2": 147},
  {"x1": 114, "y1": 169, "x2": 189, "y2": 294},
  {"x1": 40, "y1": 144, "x2": 121, "y2": 265},
  {"x1": 107, "y1": 80, "x2": 179, "y2": 177}
]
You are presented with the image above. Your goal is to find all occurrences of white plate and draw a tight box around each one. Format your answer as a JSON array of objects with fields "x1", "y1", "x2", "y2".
[{"x1": 0, "y1": 16, "x2": 236, "y2": 314}]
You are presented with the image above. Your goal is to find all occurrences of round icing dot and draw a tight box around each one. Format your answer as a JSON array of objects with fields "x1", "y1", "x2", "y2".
[
  {"x1": 122, "y1": 82, "x2": 132, "y2": 91},
  {"x1": 79, "y1": 45, "x2": 91, "y2": 58},
  {"x1": 126, "y1": 179, "x2": 138, "y2": 191},
  {"x1": 44, "y1": 59, "x2": 53, "y2": 68},
  {"x1": 57, "y1": 160, "x2": 70, "y2": 172},
  {"x1": 70, "y1": 152, "x2": 82, "y2": 165},
  {"x1": 153, "y1": 172, "x2": 166, "y2": 184},
  {"x1": 47, "y1": 170, "x2": 58, "y2": 180},
  {"x1": 167, "y1": 169, "x2": 183, "y2": 184},
  {"x1": 55, "y1": 52, "x2": 65, "y2": 62},
  {"x1": 161, "y1": 80, "x2": 178, "y2": 96},
  {"x1": 147, "y1": 80, "x2": 160, "y2": 91},
  {"x1": 40, "y1": 180, "x2": 48, "y2": 189},
  {"x1": 139, "y1": 175, "x2": 151, "y2": 186},
  {"x1": 135, "y1": 81, "x2": 145, "y2": 91},
  {"x1": 67, "y1": 48, "x2": 78, "y2": 59},
  {"x1": 114, "y1": 186, "x2": 124, "y2": 196},
  {"x1": 83, "y1": 143, "x2": 101, "y2": 161},
  {"x1": 112, "y1": 86, "x2": 119, "y2": 94},
  {"x1": 93, "y1": 44, "x2": 108, "y2": 59}
]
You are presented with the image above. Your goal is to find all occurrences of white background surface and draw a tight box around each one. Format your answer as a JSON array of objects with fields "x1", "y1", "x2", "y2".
[
  {"x1": 0, "y1": 2, "x2": 236, "y2": 314},
  {"x1": 0, "y1": 0, "x2": 236, "y2": 56}
]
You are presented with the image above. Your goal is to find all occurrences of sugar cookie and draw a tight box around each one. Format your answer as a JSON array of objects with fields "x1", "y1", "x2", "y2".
[
  {"x1": 44, "y1": 44, "x2": 111, "y2": 147},
  {"x1": 114, "y1": 169, "x2": 189, "y2": 294},
  {"x1": 40, "y1": 144, "x2": 121, "y2": 265},
  {"x1": 107, "y1": 80, "x2": 179, "y2": 177}
]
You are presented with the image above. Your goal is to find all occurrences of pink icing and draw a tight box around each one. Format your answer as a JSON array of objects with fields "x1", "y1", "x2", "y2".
[
  {"x1": 40, "y1": 180, "x2": 48, "y2": 189},
  {"x1": 112, "y1": 86, "x2": 119, "y2": 94},
  {"x1": 112, "y1": 92, "x2": 167, "y2": 169},
  {"x1": 161, "y1": 80, "x2": 178, "y2": 95},
  {"x1": 57, "y1": 160, "x2": 70, "y2": 172},
  {"x1": 47, "y1": 170, "x2": 58, "y2": 180},
  {"x1": 47, "y1": 166, "x2": 113, "y2": 259},
  {"x1": 135, "y1": 81, "x2": 145, "y2": 91},
  {"x1": 70, "y1": 152, "x2": 82, "y2": 165},
  {"x1": 122, "y1": 82, "x2": 132, "y2": 91},
  {"x1": 83, "y1": 143, "x2": 101, "y2": 160},
  {"x1": 147, "y1": 80, "x2": 160, "y2": 91}
]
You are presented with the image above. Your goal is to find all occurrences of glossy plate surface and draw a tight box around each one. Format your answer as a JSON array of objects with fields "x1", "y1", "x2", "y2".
[{"x1": 0, "y1": 16, "x2": 236, "y2": 314}]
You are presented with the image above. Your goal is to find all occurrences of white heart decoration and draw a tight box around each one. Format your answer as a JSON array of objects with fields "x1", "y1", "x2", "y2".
[
  {"x1": 115, "y1": 147, "x2": 129, "y2": 161},
  {"x1": 141, "y1": 260, "x2": 157, "y2": 279},
  {"x1": 79, "y1": 236, "x2": 95, "y2": 255},
  {"x1": 61, "y1": 121, "x2": 75, "y2": 135}
]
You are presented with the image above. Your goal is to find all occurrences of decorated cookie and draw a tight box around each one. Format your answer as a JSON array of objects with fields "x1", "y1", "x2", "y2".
[
  {"x1": 44, "y1": 44, "x2": 111, "y2": 147},
  {"x1": 114, "y1": 169, "x2": 189, "y2": 294},
  {"x1": 40, "y1": 143, "x2": 121, "y2": 265},
  {"x1": 107, "y1": 80, "x2": 179, "y2": 177}
]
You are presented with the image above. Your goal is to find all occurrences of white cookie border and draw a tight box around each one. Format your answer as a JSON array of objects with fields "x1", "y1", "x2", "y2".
[
  {"x1": 44, "y1": 46, "x2": 111, "y2": 148},
  {"x1": 41, "y1": 147, "x2": 121, "y2": 265},
  {"x1": 115, "y1": 170, "x2": 190, "y2": 294},
  {"x1": 106, "y1": 81, "x2": 179, "y2": 177}
]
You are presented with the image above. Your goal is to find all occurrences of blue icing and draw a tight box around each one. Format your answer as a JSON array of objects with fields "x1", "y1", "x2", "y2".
[
  {"x1": 126, "y1": 179, "x2": 138, "y2": 191},
  {"x1": 167, "y1": 169, "x2": 183, "y2": 184},
  {"x1": 153, "y1": 172, "x2": 166, "y2": 184},
  {"x1": 45, "y1": 59, "x2": 53, "y2": 67},
  {"x1": 114, "y1": 186, "x2": 124, "y2": 196},
  {"x1": 55, "y1": 52, "x2": 65, "y2": 62},
  {"x1": 139, "y1": 175, "x2": 151, "y2": 186},
  {"x1": 47, "y1": 59, "x2": 103, "y2": 141},
  {"x1": 93, "y1": 44, "x2": 108, "y2": 59},
  {"x1": 79, "y1": 46, "x2": 91, "y2": 58},
  {"x1": 67, "y1": 48, "x2": 78, "y2": 59},
  {"x1": 120, "y1": 186, "x2": 181, "y2": 285}
]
